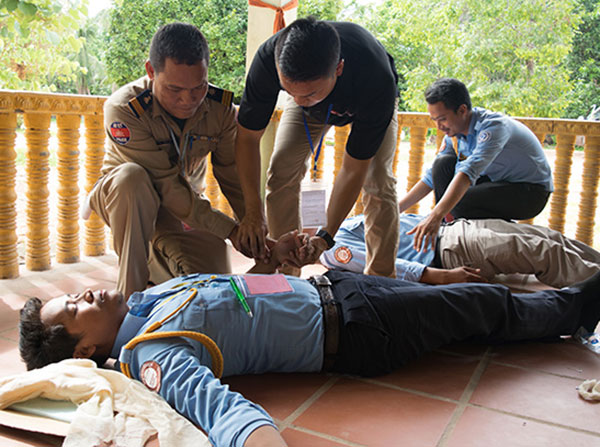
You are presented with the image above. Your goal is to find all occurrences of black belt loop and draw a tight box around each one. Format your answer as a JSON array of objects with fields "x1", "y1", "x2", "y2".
[{"x1": 308, "y1": 274, "x2": 340, "y2": 371}]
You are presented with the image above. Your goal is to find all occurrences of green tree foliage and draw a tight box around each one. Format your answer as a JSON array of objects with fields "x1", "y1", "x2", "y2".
[
  {"x1": 365, "y1": 0, "x2": 581, "y2": 117},
  {"x1": 565, "y1": 0, "x2": 600, "y2": 118},
  {"x1": 105, "y1": 0, "x2": 247, "y2": 100},
  {"x1": 298, "y1": 0, "x2": 344, "y2": 21},
  {"x1": 52, "y1": 9, "x2": 112, "y2": 95},
  {"x1": 0, "y1": 0, "x2": 88, "y2": 91}
]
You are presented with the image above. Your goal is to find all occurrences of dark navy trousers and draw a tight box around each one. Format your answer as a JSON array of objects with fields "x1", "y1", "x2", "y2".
[{"x1": 325, "y1": 270, "x2": 590, "y2": 377}]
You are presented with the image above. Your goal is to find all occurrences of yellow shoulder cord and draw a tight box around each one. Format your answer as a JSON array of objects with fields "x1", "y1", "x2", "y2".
[{"x1": 120, "y1": 287, "x2": 224, "y2": 379}]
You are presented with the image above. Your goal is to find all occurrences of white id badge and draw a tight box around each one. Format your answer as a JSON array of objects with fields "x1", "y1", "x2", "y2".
[{"x1": 300, "y1": 180, "x2": 327, "y2": 228}]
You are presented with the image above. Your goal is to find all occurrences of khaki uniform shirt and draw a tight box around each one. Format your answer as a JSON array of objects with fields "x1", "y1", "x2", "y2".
[{"x1": 102, "y1": 76, "x2": 240, "y2": 239}]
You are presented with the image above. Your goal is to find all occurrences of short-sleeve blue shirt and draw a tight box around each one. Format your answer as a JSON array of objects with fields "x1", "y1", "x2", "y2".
[
  {"x1": 422, "y1": 107, "x2": 553, "y2": 191},
  {"x1": 111, "y1": 274, "x2": 324, "y2": 447}
]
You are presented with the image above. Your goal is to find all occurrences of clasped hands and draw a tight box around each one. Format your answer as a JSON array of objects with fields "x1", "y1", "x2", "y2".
[{"x1": 269, "y1": 231, "x2": 329, "y2": 270}]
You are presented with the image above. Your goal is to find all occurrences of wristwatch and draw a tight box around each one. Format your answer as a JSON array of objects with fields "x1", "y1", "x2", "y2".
[{"x1": 316, "y1": 228, "x2": 335, "y2": 250}]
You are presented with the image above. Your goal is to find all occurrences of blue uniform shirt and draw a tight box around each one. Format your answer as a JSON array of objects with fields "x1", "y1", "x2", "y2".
[
  {"x1": 320, "y1": 214, "x2": 434, "y2": 281},
  {"x1": 422, "y1": 107, "x2": 553, "y2": 191},
  {"x1": 110, "y1": 273, "x2": 324, "y2": 447}
]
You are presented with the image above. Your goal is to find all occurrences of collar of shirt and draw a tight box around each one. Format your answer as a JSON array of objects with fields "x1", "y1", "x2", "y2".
[{"x1": 458, "y1": 107, "x2": 483, "y2": 141}]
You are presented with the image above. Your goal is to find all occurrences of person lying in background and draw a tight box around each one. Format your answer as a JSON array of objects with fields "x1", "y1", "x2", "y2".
[{"x1": 320, "y1": 214, "x2": 600, "y2": 287}]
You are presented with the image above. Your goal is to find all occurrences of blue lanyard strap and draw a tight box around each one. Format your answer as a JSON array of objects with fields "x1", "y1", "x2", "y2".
[{"x1": 302, "y1": 103, "x2": 333, "y2": 180}]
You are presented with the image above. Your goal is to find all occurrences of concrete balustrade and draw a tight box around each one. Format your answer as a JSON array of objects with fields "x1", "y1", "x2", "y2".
[{"x1": 0, "y1": 90, "x2": 599, "y2": 277}]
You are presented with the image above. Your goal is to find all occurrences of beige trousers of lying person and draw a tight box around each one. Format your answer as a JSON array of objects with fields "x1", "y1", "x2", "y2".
[
  {"x1": 438, "y1": 218, "x2": 600, "y2": 288},
  {"x1": 266, "y1": 97, "x2": 400, "y2": 277},
  {"x1": 89, "y1": 163, "x2": 231, "y2": 297}
]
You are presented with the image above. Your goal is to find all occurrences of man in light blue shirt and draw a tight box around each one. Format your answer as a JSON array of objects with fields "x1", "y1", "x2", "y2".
[
  {"x1": 321, "y1": 215, "x2": 599, "y2": 288},
  {"x1": 399, "y1": 78, "x2": 553, "y2": 253}
]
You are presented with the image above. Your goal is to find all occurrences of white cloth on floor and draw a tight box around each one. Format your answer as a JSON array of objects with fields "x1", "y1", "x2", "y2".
[
  {"x1": 0, "y1": 359, "x2": 210, "y2": 447},
  {"x1": 578, "y1": 379, "x2": 600, "y2": 401}
]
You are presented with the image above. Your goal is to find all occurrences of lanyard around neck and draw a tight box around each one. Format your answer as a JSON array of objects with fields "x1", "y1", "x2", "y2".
[{"x1": 302, "y1": 103, "x2": 333, "y2": 181}]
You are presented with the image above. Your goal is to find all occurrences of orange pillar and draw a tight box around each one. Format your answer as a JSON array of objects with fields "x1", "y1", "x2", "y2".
[
  {"x1": 0, "y1": 112, "x2": 19, "y2": 278},
  {"x1": 406, "y1": 126, "x2": 427, "y2": 214},
  {"x1": 548, "y1": 133, "x2": 575, "y2": 234},
  {"x1": 576, "y1": 136, "x2": 600, "y2": 246},
  {"x1": 24, "y1": 113, "x2": 51, "y2": 271},
  {"x1": 83, "y1": 114, "x2": 106, "y2": 256},
  {"x1": 56, "y1": 114, "x2": 81, "y2": 263}
]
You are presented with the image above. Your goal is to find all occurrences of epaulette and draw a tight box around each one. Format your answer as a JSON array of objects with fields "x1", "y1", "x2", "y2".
[
  {"x1": 206, "y1": 85, "x2": 234, "y2": 107},
  {"x1": 128, "y1": 89, "x2": 153, "y2": 118}
]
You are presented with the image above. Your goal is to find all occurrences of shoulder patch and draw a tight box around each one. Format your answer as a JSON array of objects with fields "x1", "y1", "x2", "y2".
[
  {"x1": 334, "y1": 246, "x2": 353, "y2": 264},
  {"x1": 128, "y1": 89, "x2": 153, "y2": 118},
  {"x1": 206, "y1": 85, "x2": 234, "y2": 107},
  {"x1": 478, "y1": 130, "x2": 491, "y2": 143},
  {"x1": 110, "y1": 121, "x2": 131, "y2": 145},
  {"x1": 140, "y1": 360, "x2": 162, "y2": 392}
]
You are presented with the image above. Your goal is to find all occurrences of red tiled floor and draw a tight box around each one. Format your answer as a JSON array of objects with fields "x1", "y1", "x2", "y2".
[
  {"x1": 373, "y1": 351, "x2": 481, "y2": 400},
  {"x1": 470, "y1": 363, "x2": 600, "y2": 434},
  {"x1": 490, "y1": 339, "x2": 600, "y2": 379},
  {"x1": 2, "y1": 249, "x2": 600, "y2": 446},
  {"x1": 445, "y1": 406, "x2": 600, "y2": 447},
  {"x1": 281, "y1": 427, "x2": 351, "y2": 447},
  {"x1": 293, "y1": 377, "x2": 457, "y2": 447},
  {"x1": 223, "y1": 373, "x2": 332, "y2": 420}
]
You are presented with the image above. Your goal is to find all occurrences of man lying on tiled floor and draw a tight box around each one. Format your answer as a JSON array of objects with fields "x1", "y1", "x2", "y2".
[
  {"x1": 18, "y1": 231, "x2": 600, "y2": 447},
  {"x1": 321, "y1": 214, "x2": 600, "y2": 287}
]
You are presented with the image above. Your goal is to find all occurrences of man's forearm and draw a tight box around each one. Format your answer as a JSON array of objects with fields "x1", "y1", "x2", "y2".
[
  {"x1": 398, "y1": 181, "x2": 432, "y2": 213},
  {"x1": 322, "y1": 155, "x2": 370, "y2": 236},
  {"x1": 431, "y1": 172, "x2": 471, "y2": 218},
  {"x1": 235, "y1": 124, "x2": 265, "y2": 212}
]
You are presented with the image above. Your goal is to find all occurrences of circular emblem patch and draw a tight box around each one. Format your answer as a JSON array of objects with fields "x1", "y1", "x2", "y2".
[
  {"x1": 110, "y1": 121, "x2": 131, "y2": 145},
  {"x1": 477, "y1": 130, "x2": 491, "y2": 143},
  {"x1": 140, "y1": 361, "x2": 162, "y2": 392},
  {"x1": 334, "y1": 246, "x2": 353, "y2": 264}
]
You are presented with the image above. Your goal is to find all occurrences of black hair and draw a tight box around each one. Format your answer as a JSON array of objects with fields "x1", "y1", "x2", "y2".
[
  {"x1": 424, "y1": 78, "x2": 472, "y2": 111},
  {"x1": 149, "y1": 22, "x2": 210, "y2": 73},
  {"x1": 275, "y1": 17, "x2": 341, "y2": 82},
  {"x1": 19, "y1": 297, "x2": 80, "y2": 370}
]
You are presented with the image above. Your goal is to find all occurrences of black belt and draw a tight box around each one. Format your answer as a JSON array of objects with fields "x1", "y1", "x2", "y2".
[{"x1": 308, "y1": 274, "x2": 340, "y2": 371}]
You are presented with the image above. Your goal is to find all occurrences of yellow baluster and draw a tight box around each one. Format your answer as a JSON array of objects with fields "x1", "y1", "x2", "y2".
[
  {"x1": 576, "y1": 136, "x2": 600, "y2": 246},
  {"x1": 406, "y1": 126, "x2": 427, "y2": 214},
  {"x1": 0, "y1": 113, "x2": 19, "y2": 278},
  {"x1": 56, "y1": 115, "x2": 81, "y2": 263},
  {"x1": 83, "y1": 114, "x2": 106, "y2": 256},
  {"x1": 548, "y1": 133, "x2": 575, "y2": 233},
  {"x1": 24, "y1": 113, "x2": 51, "y2": 271},
  {"x1": 333, "y1": 125, "x2": 350, "y2": 182}
]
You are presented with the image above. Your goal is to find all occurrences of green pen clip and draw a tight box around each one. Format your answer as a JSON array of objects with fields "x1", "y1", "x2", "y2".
[{"x1": 229, "y1": 276, "x2": 253, "y2": 318}]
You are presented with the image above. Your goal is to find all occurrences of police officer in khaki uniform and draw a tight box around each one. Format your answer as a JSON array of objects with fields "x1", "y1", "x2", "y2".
[{"x1": 87, "y1": 23, "x2": 245, "y2": 297}]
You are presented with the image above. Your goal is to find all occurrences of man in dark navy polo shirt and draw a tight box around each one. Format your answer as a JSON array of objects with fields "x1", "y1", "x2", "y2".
[{"x1": 234, "y1": 17, "x2": 400, "y2": 278}]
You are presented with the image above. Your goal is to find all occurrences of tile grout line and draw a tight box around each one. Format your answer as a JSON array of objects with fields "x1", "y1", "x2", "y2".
[
  {"x1": 278, "y1": 375, "x2": 339, "y2": 429},
  {"x1": 284, "y1": 425, "x2": 367, "y2": 447},
  {"x1": 358, "y1": 377, "x2": 459, "y2": 405},
  {"x1": 274, "y1": 374, "x2": 366, "y2": 446},
  {"x1": 436, "y1": 346, "x2": 494, "y2": 447},
  {"x1": 489, "y1": 359, "x2": 593, "y2": 382},
  {"x1": 466, "y1": 402, "x2": 600, "y2": 438}
]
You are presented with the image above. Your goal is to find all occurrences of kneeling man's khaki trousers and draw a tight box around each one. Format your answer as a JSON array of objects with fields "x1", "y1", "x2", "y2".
[{"x1": 90, "y1": 163, "x2": 231, "y2": 297}]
